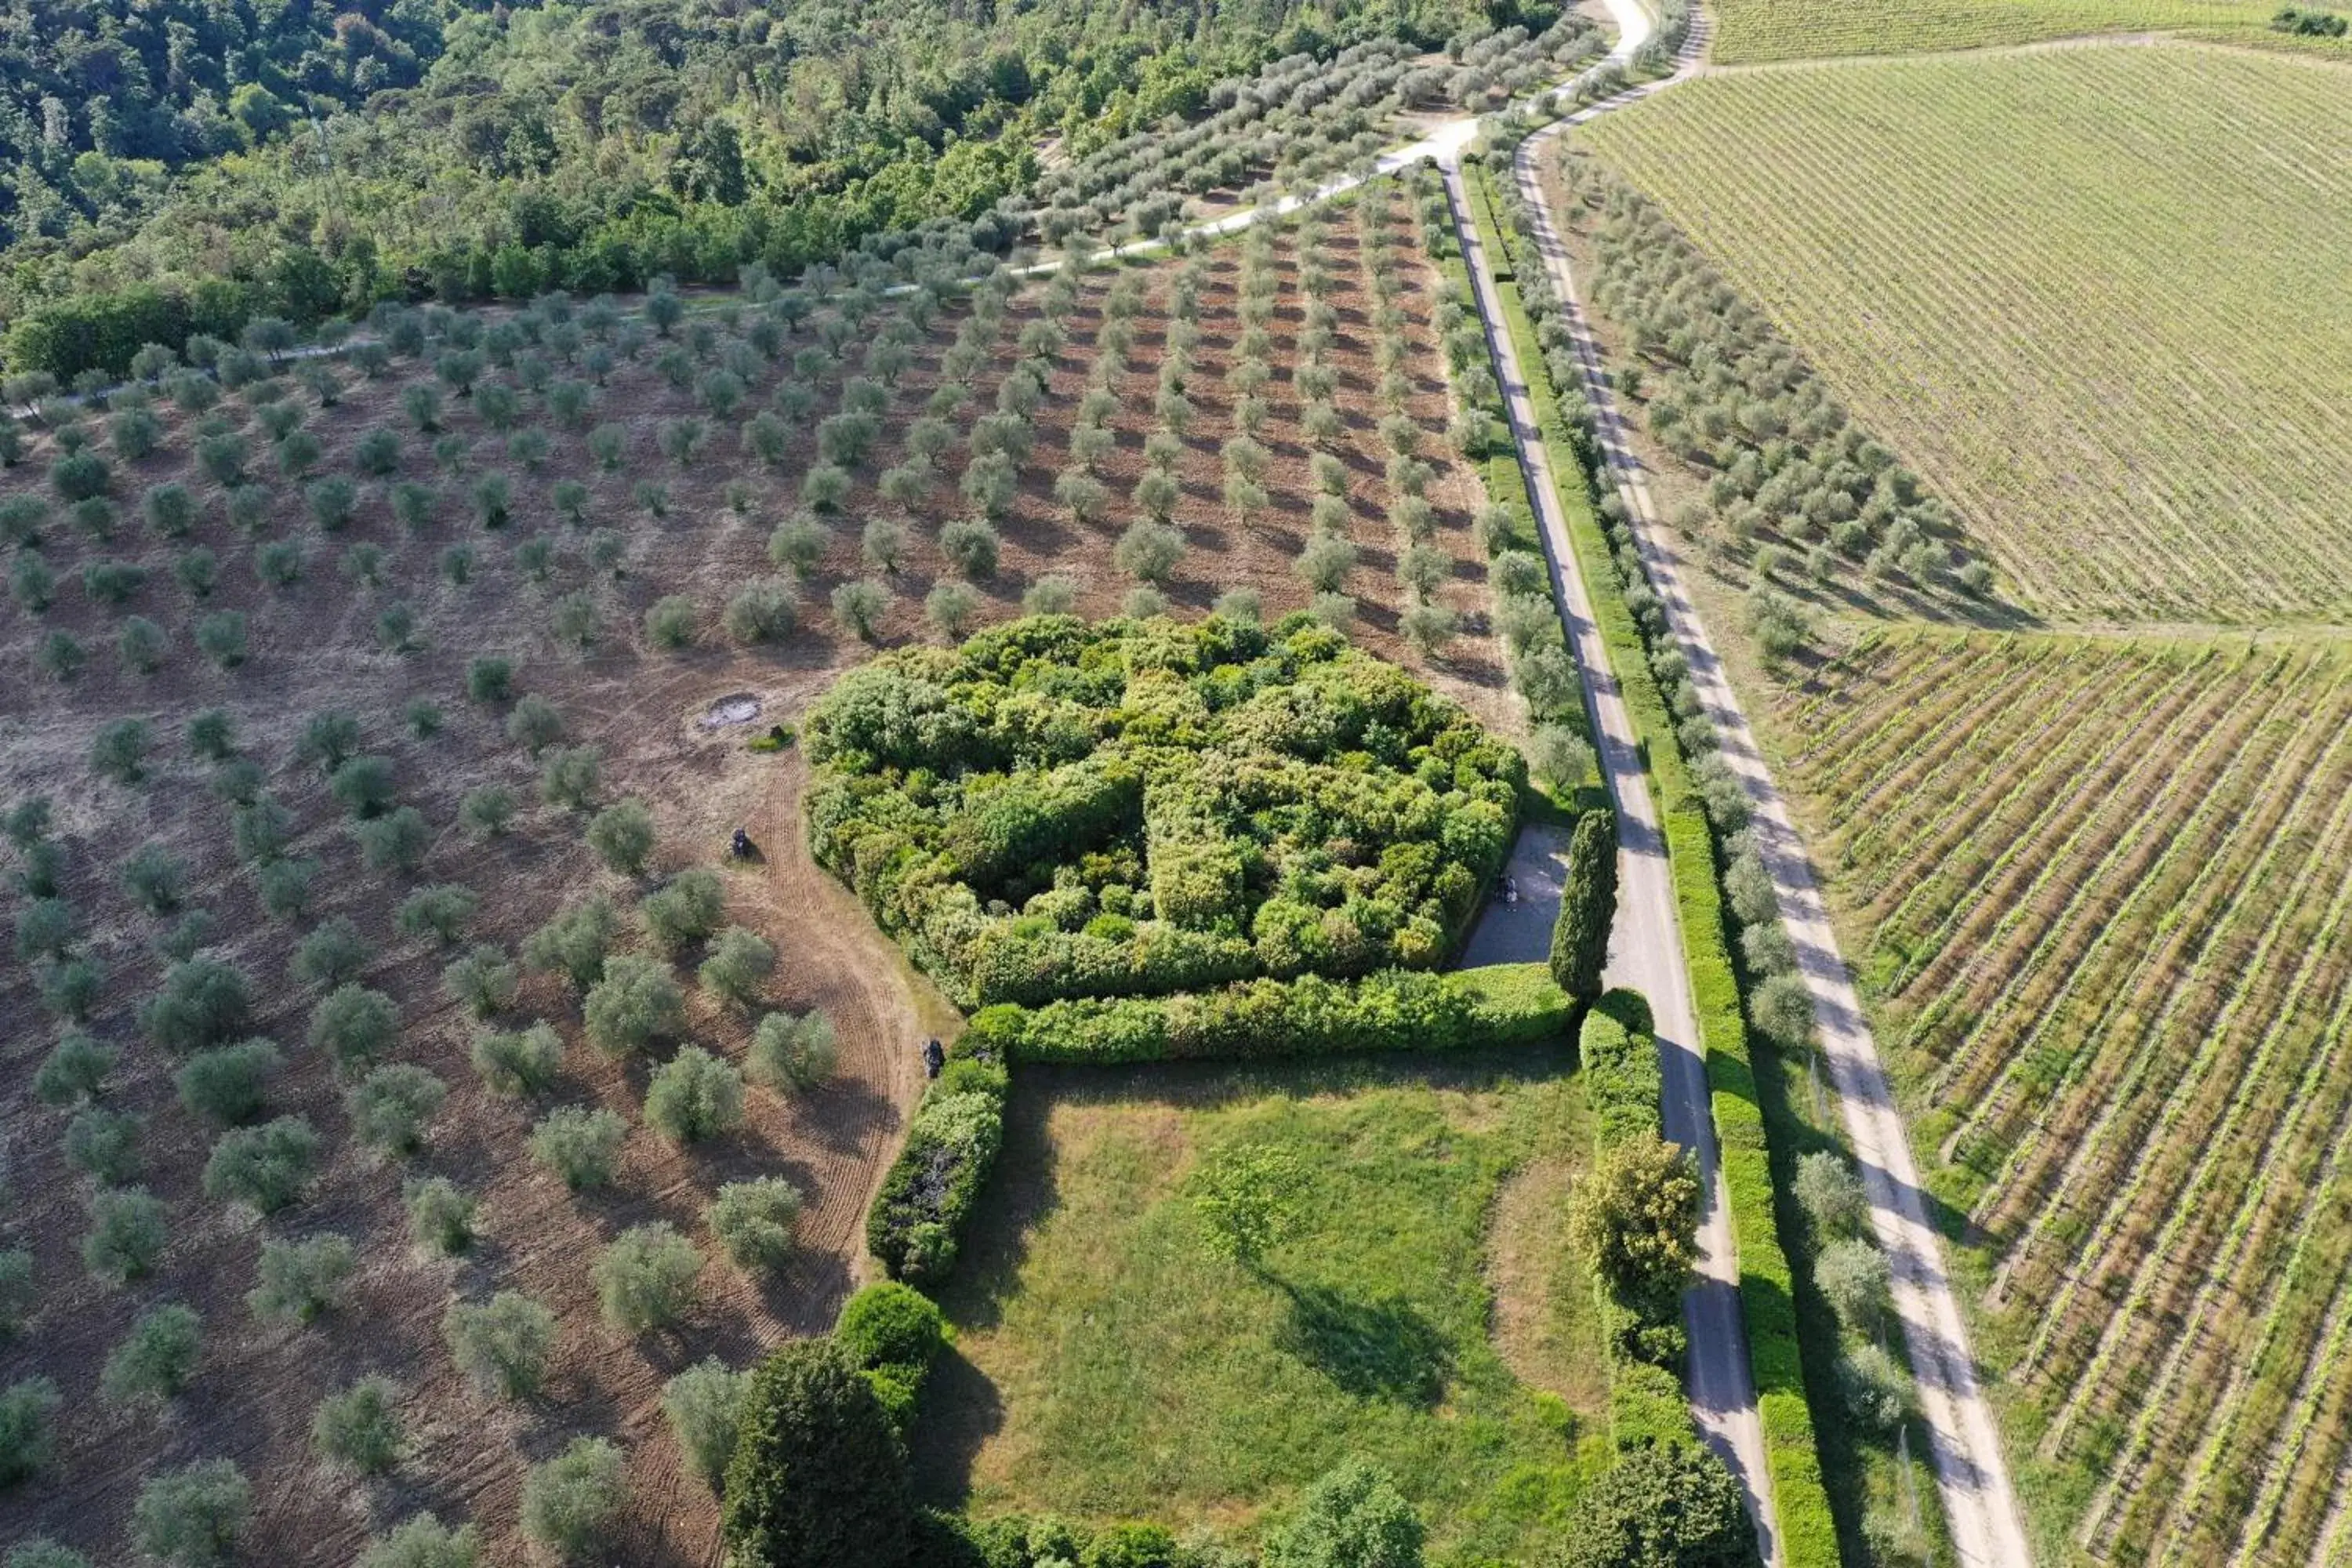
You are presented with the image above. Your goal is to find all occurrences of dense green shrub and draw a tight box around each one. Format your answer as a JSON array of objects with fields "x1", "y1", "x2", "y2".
[
  {"x1": 709, "y1": 1178, "x2": 804, "y2": 1276},
  {"x1": 644, "y1": 1047, "x2": 745, "y2": 1144},
  {"x1": 132, "y1": 1458, "x2": 250, "y2": 1566},
  {"x1": 397, "y1": 884, "x2": 480, "y2": 946},
  {"x1": 34, "y1": 1032, "x2": 114, "y2": 1105},
  {"x1": 699, "y1": 927, "x2": 776, "y2": 1007},
  {"x1": 291, "y1": 916, "x2": 369, "y2": 989},
  {"x1": 404, "y1": 1176, "x2": 477, "y2": 1255},
  {"x1": 347, "y1": 1065, "x2": 448, "y2": 1156},
  {"x1": 804, "y1": 617, "x2": 1520, "y2": 1010},
  {"x1": 749, "y1": 1010, "x2": 838, "y2": 1091},
  {"x1": 310, "y1": 984, "x2": 399, "y2": 1072},
  {"x1": 101, "y1": 1303, "x2": 202, "y2": 1403},
  {"x1": 64, "y1": 1105, "x2": 143, "y2": 1185},
  {"x1": 1581, "y1": 989, "x2": 1662, "y2": 1147},
  {"x1": 1571, "y1": 1132, "x2": 1701, "y2": 1339},
  {"x1": 83, "y1": 1187, "x2": 168, "y2": 1283},
  {"x1": 0, "y1": 1377, "x2": 59, "y2": 1486},
  {"x1": 593, "y1": 1222, "x2": 704, "y2": 1334},
  {"x1": 313, "y1": 1377, "x2": 405, "y2": 1475},
  {"x1": 521, "y1": 1438, "x2": 627, "y2": 1565},
  {"x1": 583, "y1": 954, "x2": 684, "y2": 1057},
  {"x1": 1548, "y1": 1443, "x2": 1761, "y2": 1568},
  {"x1": 1549, "y1": 808, "x2": 1618, "y2": 1002},
  {"x1": 444, "y1": 946, "x2": 521, "y2": 1018},
  {"x1": 357, "y1": 1515, "x2": 481, "y2": 1568},
  {"x1": 641, "y1": 867, "x2": 725, "y2": 954},
  {"x1": 586, "y1": 799, "x2": 657, "y2": 877},
  {"x1": 353, "y1": 805, "x2": 431, "y2": 872},
  {"x1": 529, "y1": 1105, "x2": 627, "y2": 1190},
  {"x1": 866, "y1": 1071, "x2": 1007, "y2": 1286},
  {"x1": 248, "y1": 1234, "x2": 357, "y2": 1323},
  {"x1": 443, "y1": 1292, "x2": 556, "y2": 1399},
  {"x1": 539, "y1": 745, "x2": 603, "y2": 811},
  {"x1": 664, "y1": 1358, "x2": 750, "y2": 1488},
  {"x1": 524, "y1": 896, "x2": 618, "y2": 989},
  {"x1": 835, "y1": 1281, "x2": 947, "y2": 1428},
  {"x1": 202, "y1": 1116, "x2": 320, "y2": 1214},
  {"x1": 471, "y1": 1021, "x2": 563, "y2": 1096},
  {"x1": 724, "y1": 1339, "x2": 914, "y2": 1568},
  {"x1": 1262, "y1": 1457, "x2": 1425, "y2": 1568}
]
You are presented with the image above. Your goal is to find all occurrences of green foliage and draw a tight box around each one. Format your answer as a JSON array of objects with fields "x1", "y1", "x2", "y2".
[
  {"x1": 64, "y1": 1105, "x2": 143, "y2": 1185},
  {"x1": 709, "y1": 1177, "x2": 805, "y2": 1276},
  {"x1": 724, "y1": 1338, "x2": 914, "y2": 1568},
  {"x1": 101, "y1": 1302, "x2": 202, "y2": 1403},
  {"x1": 313, "y1": 1377, "x2": 405, "y2": 1475},
  {"x1": 665, "y1": 1358, "x2": 751, "y2": 1489},
  {"x1": 1549, "y1": 809, "x2": 1618, "y2": 1002},
  {"x1": 528, "y1": 1105, "x2": 627, "y2": 1190},
  {"x1": 1548, "y1": 1444, "x2": 1761, "y2": 1568},
  {"x1": 203, "y1": 1115, "x2": 320, "y2": 1214},
  {"x1": 521, "y1": 1438, "x2": 628, "y2": 1565},
  {"x1": 0, "y1": 1250, "x2": 31, "y2": 1341},
  {"x1": 647, "y1": 595, "x2": 699, "y2": 649},
  {"x1": 346, "y1": 1064, "x2": 448, "y2": 1156},
  {"x1": 1570, "y1": 1133, "x2": 1701, "y2": 1332},
  {"x1": 405, "y1": 1175, "x2": 477, "y2": 1255},
  {"x1": 583, "y1": 953, "x2": 685, "y2": 1057},
  {"x1": 89, "y1": 715, "x2": 154, "y2": 784},
  {"x1": 358, "y1": 1515, "x2": 481, "y2": 1568},
  {"x1": 644, "y1": 1046, "x2": 746, "y2": 1143},
  {"x1": 34, "y1": 1032, "x2": 115, "y2": 1105},
  {"x1": 132, "y1": 1458, "x2": 251, "y2": 1567},
  {"x1": 593, "y1": 1221, "x2": 705, "y2": 1334},
  {"x1": 699, "y1": 926, "x2": 776, "y2": 1007},
  {"x1": 142, "y1": 958, "x2": 252, "y2": 1051},
  {"x1": 726, "y1": 578, "x2": 800, "y2": 643},
  {"x1": 0, "y1": 1377, "x2": 60, "y2": 1486},
  {"x1": 1262, "y1": 1458, "x2": 1425, "y2": 1568},
  {"x1": 749, "y1": 1010, "x2": 837, "y2": 1091},
  {"x1": 641, "y1": 866, "x2": 726, "y2": 954},
  {"x1": 586, "y1": 799, "x2": 657, "y2": 877},
  {"x1": 524, "y1": 895, "x2": 619, "y2": 989},
  {"x1": 310, "y1": 983, "x2": 399, "y2": 1073},
  {"x1": 868, "y1": 1065, "x2": 1007, "y2": 1285},
  {"x1": 248, "y1": 1233, "x2": 357, "y2": 1323},
  {"x1": 1190, "y1": 1144, "x2": 1303, "y2": 1269},
  {"x1": 353, "y1": 804, "x2": 431, "y2": 872},
  {"x1": 397, "y1": 884, "x2": 480, "y2": 946},
  {"x1": 471, "y1": 1020, "x2": 563, "y2": 1096},
  {"x1": 83, "y1": 1187, "x2": 168, "y2": 1283},
  {"x1": 443, "y1": 1291, "x2": 557, "y2": 1399},
  {"x1": 292, "y1": 916, "x2": 369, "y2": 989}
]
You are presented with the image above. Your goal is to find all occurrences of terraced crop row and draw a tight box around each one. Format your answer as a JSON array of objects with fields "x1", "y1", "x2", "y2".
[
  {"x1": 1706, "y1": 0, "x2": 2284, "y2": 64},
  {"x1": 1578, "y1": 45, "x2": 2352, "y2": 622},
  {"x1": 1773, "y1": 633, "x2": 2352, "y2": 1562}
]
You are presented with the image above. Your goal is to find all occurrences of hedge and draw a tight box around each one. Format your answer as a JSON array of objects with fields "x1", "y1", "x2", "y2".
[
  {"x1": 963, "y1": 964, "x2": 1571, "y2": 1064},
  {"x1": 866, "y1": 1055, "x2": 1010, "y2": 1287},
  {"x1": 1466, "y1": 157, "x2": 1839, "y2": 1563}
]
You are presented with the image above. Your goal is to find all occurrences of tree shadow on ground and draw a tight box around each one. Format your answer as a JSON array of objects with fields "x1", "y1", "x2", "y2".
[{"x1": 1273, "y1": 1278, "x2": 1452, "y2": 1406}]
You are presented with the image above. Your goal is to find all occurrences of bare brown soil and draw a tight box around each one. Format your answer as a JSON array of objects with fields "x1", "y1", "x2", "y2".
[{"x1": 0, "y1": 192, "x2": 1504, "y2": 1563}]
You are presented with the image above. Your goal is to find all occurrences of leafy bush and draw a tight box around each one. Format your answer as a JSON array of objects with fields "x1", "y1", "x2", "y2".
[
  {"x1": 835, "y1": 1282, "x2": 946, "y2": 1417},
  {"x1": 201, "y1": 1116, "x2": 320, "y2": 1214},
  {"x1": 358, "y1": 1515, "x2": 481, "y2": 1568},
  {"x1": 1262, "y1": 1457, "x2": 1425, "y2": 1568},
  {"x1": 405, "y1": 1176, "x2": 477, "y2": 1255},
  {"x1": 0, "y1": 1377, "x2": 59, "y2": 1486},
  {"x1": 529, "y1": 1105, "x2": 627, "y2": 1190},
  {"x1": 1549, "y1": 808, "x2": 1618, "y2": 1003},
  {"x1": 644, "y1": 1047, "x2": 746, "y2": 1144},
  {"x1": 101, "y1": 1302, "x2": 202, "y2": 1402},
  {"x1": 725, "y1": 579, "x2": 799, "y2": 643},
  {"x1": 472, "y1": 1021, "x2": 564, "y2": 1096},
  {"x1": 593, "y1": 1222, "x2": 705, "y2": 1334},
  {"x1": 292, "y1": 917, "x2": 369, "y2": 989},
  {"x1": 540, "y1": 745, "x2": 603, "y2": 811},
  {"x1": 524, "y1": 896, "x2": 618, "y2": 989},
  {"x1": 83, "y1": 1187, "x2": 168, "y2": 1283},
  {"x1": 583, "y1": 953, "x2": 684, "y2": 1057},
  {"x1": 397, "y1": 884, "x2": 480, "y2": 946},
  {"x1": 34, "y1": 1032, "x2": 114, "y2": 1105},
  {"x1": 347, "y1": 1065, "x2": 448, "y2": 1157},
  {"x1": 709, "y1": 1177, "x2": 804, "y2": 1275},
  {"x1": 521, "y1": 1438, "x2": 627, "y2": 1566},
  {"x1": 248, "y1": 1234, "x2": 357, "y2": 1323},
  {"x1": 90, "y1": 716, "x2": 154, "y2": 784},
  {"x1": 641, "y1": 867, "x2": 725, "y2": 954},
  {"x1": 723, "y1": 1339, "x2": 914, "y2": 1568},
  {"x1": 586, "y1": 799, "x2": 658, "y2": 877},
  {"x1": 1548, "y1": 1444, "x2": 1761, "y2": 1568},
  {"x1": 699, "y1": 926, "x2": 775, "y2": 1007},
  {"x1": 749, "y1": 1011, "x2": 838, "y2": 1092},
  {"x1": 64, "y1": 1105, "x2": 143, "y2": 1185},
  {"x1": 506, "y1": 692, "x2": 564, "y2": 753},
  {"x1": 867, "y1": 1070, "x2": 1007, "y2": 1285},
  {"x1": 310, "y1": 984, "x2": 399, "y2": 1073},
  {"x1": 313, "y1": 1377, "x2": 405, "y2": 1474},
  {"x1": 352, "y1": 806, "x2": 430, "y2": 873},
  {"x1": 443, "y1": 1291, "x2": 557, "y2": 1399},
  {"x1": 664, "y1": 1358, "x2": 750, "y2": 1488},
  {"x1": 457, "y1": 786, "x2": 517, "y2": 839},
  {"x1": 328, "y1": 754, "x2": 398, "y2": 818},
  {"x1": 132, "y1": 1458, "x2": 250, "y2": 1567},
  {"x1": 1570, "y1": 1132, "x2": 1701, "y2": 1334}
]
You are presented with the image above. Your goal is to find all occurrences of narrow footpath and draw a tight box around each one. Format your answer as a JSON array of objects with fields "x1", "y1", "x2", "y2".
[
  {"x1": 1512, "y1": 58, "x2": 2037, "y2": 1568},
  {"x1": 1439, "y1": 119, "x2": 1783, "y2": 1568}
]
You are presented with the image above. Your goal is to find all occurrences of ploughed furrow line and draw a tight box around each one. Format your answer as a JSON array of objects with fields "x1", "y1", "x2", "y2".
[
  {"x1": 1811, "y1": 639, "x2": 2062, "y2": 837},
  {"x1": 2042, "y1": 710, "x2": 2352, "y2": 1477},
  {"x1": 1833, "y1": 643, "x2": 2120, "y2": 894},
  {"x1": 1986, "y1": 656, "x2": 2350, "y2": 1323},
  {"x1": 1775, "y1": 628, "x2": 1911, "y2": 749},
  {"x1": 2081, "y1": 855, "x2": 2352, "y2": 1561},
  {"x1": 1851, "y1": 646, "x2": 2185, "y2": 926},
  {"x1": 1788, "y1": 634, "x2": 1997, "y2": 777},
  {"x1": 1911, "y1": 650, "x2": 2273, "y2": 1122}
]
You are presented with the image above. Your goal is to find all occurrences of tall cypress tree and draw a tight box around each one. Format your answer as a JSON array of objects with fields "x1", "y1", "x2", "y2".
[{"x1": 1550, "y1": 807, "x2": 1619, "y2": 1001}]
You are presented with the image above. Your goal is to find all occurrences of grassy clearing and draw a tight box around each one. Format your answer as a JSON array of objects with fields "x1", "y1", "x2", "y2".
[
  {"x1": 1768, "y1": 630, "x2": 2352, "y2": 1563},
  {"x1": 916, "y1": 1051, "x2": 1613, "y2": 1563},
  {"x1": 1580, "y1": 44, "x2": 2352, "y2": 623},
  {"x1": 1705, "y1": 0, "x2": 2326, "y2": 64}
]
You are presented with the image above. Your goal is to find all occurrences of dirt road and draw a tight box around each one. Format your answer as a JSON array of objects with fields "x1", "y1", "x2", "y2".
[
  {"x1": 1440, "y1": 120, "x2": 1784, "y2": 1568},
  {"x1": 1511, "y1": 38, "x2": 2038, "y2": 1566}
]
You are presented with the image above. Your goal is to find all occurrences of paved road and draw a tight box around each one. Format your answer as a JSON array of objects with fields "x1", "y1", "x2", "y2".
[
  {"x1": 1512, "y1": 47, "x2": 2038, "y2": 1568},
  {"x1": 1436, "y1": 67, "x2": 1783, "y2": 1566}
]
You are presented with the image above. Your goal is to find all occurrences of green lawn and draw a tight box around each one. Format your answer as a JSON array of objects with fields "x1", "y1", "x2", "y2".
[{"x1": 913, "y1": 1051, "x2": 1612, "y2": 1564}]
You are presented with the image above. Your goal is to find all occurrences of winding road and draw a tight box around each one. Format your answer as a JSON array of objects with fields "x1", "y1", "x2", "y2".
[{"x1": 1506, "y1": 29, "x2": 2036, "y2": 1567}]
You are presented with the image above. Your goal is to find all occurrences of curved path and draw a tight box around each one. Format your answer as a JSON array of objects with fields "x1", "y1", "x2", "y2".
[{"x1": 1511, "y1": 49, "x2": 2035, "y2": 1568}]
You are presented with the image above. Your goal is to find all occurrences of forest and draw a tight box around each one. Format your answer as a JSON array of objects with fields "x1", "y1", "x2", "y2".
[{"x1": 0, "y1": 0, "x2": 1539, "y2": 377}]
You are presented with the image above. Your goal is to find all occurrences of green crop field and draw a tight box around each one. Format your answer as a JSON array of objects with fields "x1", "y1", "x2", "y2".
[
  {"x1": 1707, "y1": 0, "x2": 2303, "y2": 64},
  {"x1": 1579, "y1": 44, "x2": 2352, "y2": 624},
  {"x1": 1766, "y1": 630, "x2": 2352, "y2": 1563},
  {"x1": 915, "y1": 1054, "x2": 1611, "y2": 1564}
]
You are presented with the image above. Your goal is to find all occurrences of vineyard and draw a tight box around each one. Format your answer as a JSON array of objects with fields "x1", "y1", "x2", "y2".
[
  {"x1": 1769, "y1": 631, "x2": 2352, "y2": 1563},
  {"x1": 1705, "y1": 0, "x2": 2309, "y2": 64},
  {"x1": 1577, "y1": 43, "x2": 2352, "y2": 623},
  {"x1": 0, "y1": 176, "x2": 1516, "y2": 1565}
]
